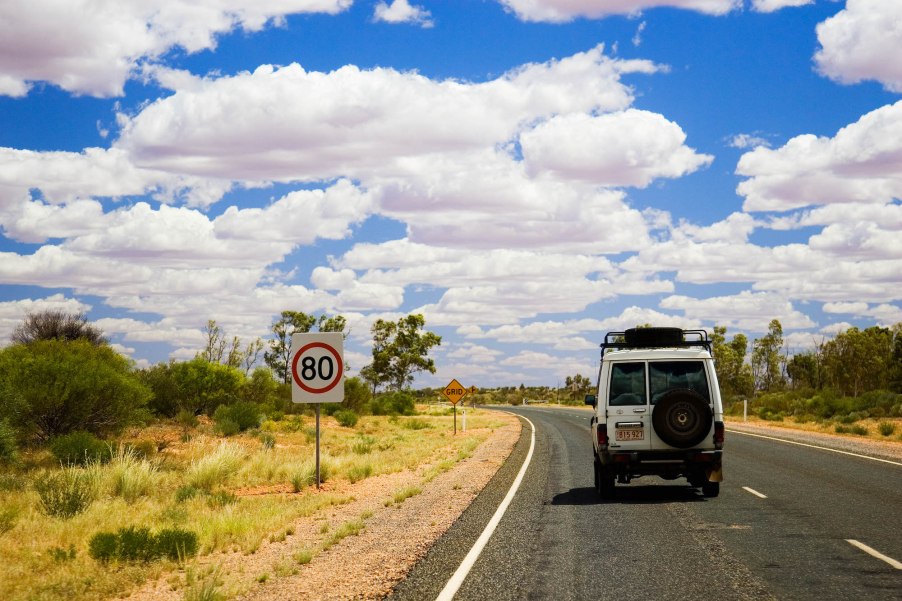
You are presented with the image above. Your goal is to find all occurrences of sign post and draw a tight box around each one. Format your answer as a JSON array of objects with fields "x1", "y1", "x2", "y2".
[
  {"x1": 441, "y1": 379, "x2": 469, "y2": 434},
  {"x1": 290, "y1": 333, "x2": 344, "y2": 489}
]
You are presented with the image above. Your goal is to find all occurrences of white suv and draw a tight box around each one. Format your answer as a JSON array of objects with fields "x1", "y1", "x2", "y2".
[{"x1": 586, "y1": 327, "x2": 724, "y2": 499}]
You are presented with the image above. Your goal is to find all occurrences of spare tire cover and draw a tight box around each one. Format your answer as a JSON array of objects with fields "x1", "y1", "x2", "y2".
[{"x1": 652, "y1": 389, "x2": 712, "y2": 448}]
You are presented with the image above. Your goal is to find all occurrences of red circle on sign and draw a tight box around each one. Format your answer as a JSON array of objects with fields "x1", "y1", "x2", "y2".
[{"x1": 291, "y1": 342, "x2": 343, "y2": 394}]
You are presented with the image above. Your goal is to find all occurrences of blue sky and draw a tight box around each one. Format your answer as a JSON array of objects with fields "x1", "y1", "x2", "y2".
[{"x1": 0, "y1": 0, "x2": 900, "y2": 389}]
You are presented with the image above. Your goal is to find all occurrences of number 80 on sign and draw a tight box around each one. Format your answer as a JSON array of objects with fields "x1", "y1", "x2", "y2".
[{"x1": 290, "y1": 333, "x2": 344, "y2": 404}]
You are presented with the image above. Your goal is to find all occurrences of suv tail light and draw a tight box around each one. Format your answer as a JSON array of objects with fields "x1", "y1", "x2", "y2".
[
  {"x1": 596, "y1": 424, "x2": 609, "y2": 451},
  {"x1": 713, "y1": 421, "x2": 725, "y2": 450}
]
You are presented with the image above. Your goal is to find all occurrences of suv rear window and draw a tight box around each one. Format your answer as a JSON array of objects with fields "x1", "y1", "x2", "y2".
[
  {"x1": 649, "y1": 361, "x2": 710, "y2": 404},
  {"x1": 609, "y1": 362, "x2": 647, "y2": 406}
]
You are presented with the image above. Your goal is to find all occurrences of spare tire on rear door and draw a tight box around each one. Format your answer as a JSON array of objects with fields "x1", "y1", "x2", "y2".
[{"x1": 652, "y1": 389, "x2": 712, "y2": 448}]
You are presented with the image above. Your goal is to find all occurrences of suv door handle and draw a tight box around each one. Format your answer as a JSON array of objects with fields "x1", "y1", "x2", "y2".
[{"x1": 633, "y1": 408, "x2": 647, "y2": 413}]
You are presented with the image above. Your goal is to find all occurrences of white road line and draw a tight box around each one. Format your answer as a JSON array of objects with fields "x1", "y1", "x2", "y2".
[
  {"x1": 728, "y1": 429, "x2": 902, "y2": 467},
  {"x1": 742, "y1": 486, "x2": 767, "y2": 499},
  {"x1": 846, "y1": 539, "x2": 902, "y2": 570},
  {"x1": 436, "y1": 414, "x2": 536, "y2": 601}
]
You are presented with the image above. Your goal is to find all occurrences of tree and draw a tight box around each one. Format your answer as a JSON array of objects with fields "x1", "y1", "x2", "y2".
[
  {"x1": 200, "y1": 320, "x2": 226, "y2": 363},
  {"x1": 821, "y1": 326, "x2": 894, "y2": 397},
  {"x1": 752, "y1": 319, "x2": 786, "y2": 393},
  {"x1": 0, "y1": 340, "x2": 150, "y2": 441},
  {"x1": 711, "y1": 326, "x2": 754, "y2": 399},
  {"x1": 11, "y1": 310, "x2": 107, "y2": 346},
  {"x1": 264, "y1": 311, "x2": 347, "y2": 384},
  {"x1": 365, "y1": 314, "x2": 441, "y2": 391},
  {"x1": 564, "y1": 374, "x2": 592, "y2": 401}
]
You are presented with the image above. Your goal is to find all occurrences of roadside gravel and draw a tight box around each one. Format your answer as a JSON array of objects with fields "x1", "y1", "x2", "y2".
[
  {"x1": 726, "y1": 419, "x2": 902, "y2": 463},
  {"x1": 123, "y1": 412, "x2": 521, "y2": 601}
]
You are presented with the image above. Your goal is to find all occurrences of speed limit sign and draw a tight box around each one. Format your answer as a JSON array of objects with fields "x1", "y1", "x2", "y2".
[{"x1": 290, "y1": 333, "x2": 344, "y2": 404}]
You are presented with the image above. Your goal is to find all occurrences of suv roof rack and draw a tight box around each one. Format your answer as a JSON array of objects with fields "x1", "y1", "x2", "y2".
[{"x1": 601, "y1": 327, "x2": 711, "y2": 354}]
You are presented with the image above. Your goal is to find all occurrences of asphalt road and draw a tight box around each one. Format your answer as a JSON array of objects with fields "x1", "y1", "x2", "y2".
[{"x1": 391, "y1": 405, "x2": 902, "y2": 601}]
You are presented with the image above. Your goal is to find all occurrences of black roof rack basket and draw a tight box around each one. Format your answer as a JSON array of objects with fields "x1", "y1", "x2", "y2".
[{"x1": 601, "y1": 327, "x2": 711, "y2": 354}]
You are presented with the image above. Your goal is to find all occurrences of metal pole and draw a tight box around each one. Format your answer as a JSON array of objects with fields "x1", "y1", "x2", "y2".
[
  {"x1": 315, "y1": 404, "x2": 321, "y2": 489},
  {"x1": 743, "y1": 399, "x2": 747, "y2": 423},
  {"x1": 453, "y1": 404, "x2": 457, "y2": 435}
]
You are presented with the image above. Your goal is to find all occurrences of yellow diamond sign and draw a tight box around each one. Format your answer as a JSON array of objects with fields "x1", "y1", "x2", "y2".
[{"x1": 442, "y1": 379, "x2": 468, "y2": 405}]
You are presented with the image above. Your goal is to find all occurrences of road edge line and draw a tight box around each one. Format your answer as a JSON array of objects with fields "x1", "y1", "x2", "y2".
[
  {"x1": 728, "y1": 429, "x2": 902, "y2": 467},
  {"x1": 435, "y1": 414, "x2": 536, "y2": 601}
]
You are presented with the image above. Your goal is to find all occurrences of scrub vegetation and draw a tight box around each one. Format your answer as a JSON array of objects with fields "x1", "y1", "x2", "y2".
[{"x1": 0, "y1": 309, "x2": 508, "y2": 601}]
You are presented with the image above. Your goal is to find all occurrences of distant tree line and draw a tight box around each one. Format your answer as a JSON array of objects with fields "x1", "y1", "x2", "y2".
[{"x1": 0, "y1": 309, "x2": 441, "y2": 462}]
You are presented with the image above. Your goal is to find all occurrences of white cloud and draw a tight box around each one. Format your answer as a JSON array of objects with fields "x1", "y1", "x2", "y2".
[
  {"x1": 0, "y1": 0, "x2": 353, "y2": 97},
  {"x1": 497, "y1": 0, "x2": 740, "y2": 22},
  {"x1": 116, "y1": 46, "x2": 658, "y2": 182},
  {"x1": 751, "y1": 0, "x2": 812, "y2": 13},
  {"x1": 736, "y1": 100, "x2": 902, "y2": 212},
  {"x1": 815, "y1": 0, "x2": 902, "y2": 93},
  {"x1": 0, "y1": 147, "x2": 232, "y2": 208},
  {"x1": 729, "y1": 133, "x2": 771, "y2": 150},
  {"x1": 520, "y1": 110, "x2": 713, "y2": 187},
  {"x1": 214, "y1": 179, "x2": 375, "y2": 244},
  {"x1": 374, "y1": 0, "x2": 433, "y2": 27},
  {"x1": 660, "y1": 291, "x2": 816, "y2": 331},
  {"x1": 822, "y1": 301, "x2": 870, "y2": 315}
]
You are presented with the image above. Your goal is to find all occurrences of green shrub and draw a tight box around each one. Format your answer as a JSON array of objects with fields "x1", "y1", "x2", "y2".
[
  {"x1": 334, "y1": 410, "x2": 359, "y2": 428},
  {"x1": 88, "y1": 532, "x2": 119, "y2": 562},
  {"x1": 175, "y1": 485, "x2": 204, "y2": 503},
  {"x1": 34, "y1": 466, "x2": 97, "y2": 518},
  {"x1": 878, "y1": 421, "x2": 897, "y2": 436},
  {"x1": 89, "y1": 527, "x2": 198, "y2": 563},
  {"x1": 117, "y1": 526, "x2": 156, "y2": 562},
  {"x1": 370, "y1": 392, "x2": 415, "y2": 416},
  {"x1": 155, "y1": 527, "x2": 198, "y2": 560},
  {"x1": 49, "y1": 431, "x2": 112, "y2": 466},
  {"x1": 214, "y1": 402, "x2": 261, "y2": 435},
  {"x1": 260, "y1": 433, "x2": 276, "y2": 450},
  {"x1": 0, "y1": 340, "x2": 151, "y2": 441},
  {"x1": 0, "y1": 419, "x2": 18, "y2": 464}
]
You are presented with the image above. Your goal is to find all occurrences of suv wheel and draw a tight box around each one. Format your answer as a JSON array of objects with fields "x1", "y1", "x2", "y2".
[
  {"x1": 702, "y1": 481, "x2": 720, "y2": 498},
  {"x1": 595, "y1": 459, "x2": 615, "y2": 500},
  {"x1": 652, "y1": 389, "x2": 713, "y2": 448}
]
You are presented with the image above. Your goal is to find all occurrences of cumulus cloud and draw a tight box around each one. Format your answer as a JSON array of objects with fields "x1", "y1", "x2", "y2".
[
  {"x1": 374, "y1": 0, "x2": 433, "y2": 27},
  {"x1": 520, "y1": 110, "x2": 713, "y2": 187},
  {"x1": 496, "y1": 0, "x2": 739, "y2": 22},
  {"x1": 0, "y1": 0, "x2": 353, "y2": 97},
  {"x1": 660, "y1": 290, "x2": 815, "y2": 331},
  {"x1": 815, "y1": 0, "x2": 902, "y2": 93},
  {"x1": 116, "y1": 46, "x2": 659, "y2": 181},
  {"x1": 736, "y1": 100, "x2": 902, "y2": 212},
  {"x1": 0, "y1": 147, "x2": 233, "y2": 208}
]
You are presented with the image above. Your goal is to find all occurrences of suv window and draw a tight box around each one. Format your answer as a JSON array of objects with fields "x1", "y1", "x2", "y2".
[
  {"x1": 649, "y1": 361, "x2": 710, "y2": 404},
  {"x1": 609, "y1": 362, "x2": 646, "y2": 406}
]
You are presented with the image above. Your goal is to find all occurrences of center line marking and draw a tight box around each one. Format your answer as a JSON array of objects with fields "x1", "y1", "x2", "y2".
[
  {"x1": 846, "y1": 539, "x2": 902, "y2": 569},
  {"x1": 742, "y1": 486, "x2": 767, "y2": 499},
  {"x1": 436, "y1": 414, "x2": 536, "y2": 601}
]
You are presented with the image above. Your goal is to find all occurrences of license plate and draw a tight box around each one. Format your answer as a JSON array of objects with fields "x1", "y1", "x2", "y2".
[{"x1": 616, "y1": 428, "x2": 644, "y2": 441}]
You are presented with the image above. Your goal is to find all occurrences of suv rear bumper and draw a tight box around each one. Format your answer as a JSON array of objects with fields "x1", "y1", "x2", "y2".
[{"x1": 598, "y1": 449, "x2": 722, "y2": 481}]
